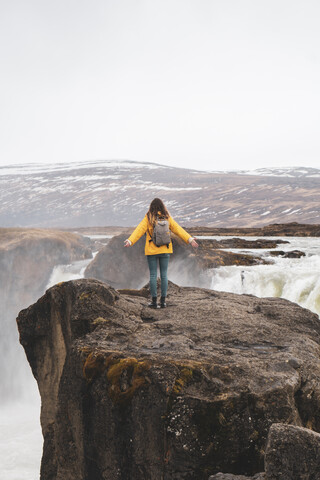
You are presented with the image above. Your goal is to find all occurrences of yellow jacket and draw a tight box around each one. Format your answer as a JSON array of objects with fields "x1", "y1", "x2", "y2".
[{"x1": 128, "y1": 215, "x2": 192, "y2": 255}]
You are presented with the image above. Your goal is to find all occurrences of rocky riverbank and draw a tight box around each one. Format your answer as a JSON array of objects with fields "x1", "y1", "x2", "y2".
[
  {"x1": 17, "y1": 278, "x2": 320, "y2": 479},
  {"x1": 187, "y1": 221, "x2": 320, "y2": 237}
]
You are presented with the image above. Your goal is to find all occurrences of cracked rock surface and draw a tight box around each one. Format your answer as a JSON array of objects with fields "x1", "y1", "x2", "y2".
[{"x1": 17, "y1": 278, "x2": 320, "y2": 480}]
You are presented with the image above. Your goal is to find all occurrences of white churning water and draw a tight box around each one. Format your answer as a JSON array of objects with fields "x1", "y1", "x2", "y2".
[
  {"x1": 0, "y1": 401, "x2": 42, "y2": 480},
  {"x1": 207, "y1": 236, "x2": 320, "y2": 317},
  {"x1": 46, "y1": 256, "x2": 95, "y2": 289}
]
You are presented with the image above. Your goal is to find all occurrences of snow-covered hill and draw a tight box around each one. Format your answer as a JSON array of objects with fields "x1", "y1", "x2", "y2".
[{"x1": 0, "y1": 160, "x2": 319, "y2": 227}]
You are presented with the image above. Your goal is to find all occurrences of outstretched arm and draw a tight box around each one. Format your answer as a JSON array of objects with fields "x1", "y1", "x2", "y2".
[
  {"x1": 169, "y1": 217, "x2": 198, "y2": 248},
  {"x1": 124, "y1": 216, "x2": 149, "y2": 247}
]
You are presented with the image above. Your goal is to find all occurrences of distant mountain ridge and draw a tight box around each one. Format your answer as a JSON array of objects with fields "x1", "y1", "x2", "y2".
[{"x1": 1, "y1": 160, "x2": 319, "y2": 227}]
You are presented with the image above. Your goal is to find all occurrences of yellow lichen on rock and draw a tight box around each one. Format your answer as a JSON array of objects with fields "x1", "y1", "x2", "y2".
[
  {"x1": 83, "y1": 352, "x2": 107, "y2": 382},
  {"x1": 79, "y1": 292, "x2": 92, "y2": 301},
  {"x1": 106, "y1": 357, "x2": 150, "y2": 404},
  {"x1": 218, "y1": 412, "x2": 227, "y2": 426},
  {"x1": 306, "y1": 419, "x2": 314, "y2": 430},
  {"x1": 172, "y1": 367, "x2": 193, "y2": 395},
  {"x1": 92, "y1": 317, "x2": 110, "y2": 326}
]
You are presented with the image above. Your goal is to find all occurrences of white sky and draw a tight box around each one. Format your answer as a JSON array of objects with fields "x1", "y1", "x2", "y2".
[{"x1": 0, "y1": 0, "x2": 319, "y2": 172}]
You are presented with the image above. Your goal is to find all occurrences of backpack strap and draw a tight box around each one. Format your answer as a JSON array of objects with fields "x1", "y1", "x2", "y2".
[{"x1": 148, "y1": 216, "x2": 157, "y2": 245}]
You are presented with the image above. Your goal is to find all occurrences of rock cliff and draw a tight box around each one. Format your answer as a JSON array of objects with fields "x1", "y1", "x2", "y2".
[
  {"x1": 17, "y1": 278, "x2": 320, "y2": 479},
  {"x1": 0, "y1": 228, "x2": 92, "y2": 309}
]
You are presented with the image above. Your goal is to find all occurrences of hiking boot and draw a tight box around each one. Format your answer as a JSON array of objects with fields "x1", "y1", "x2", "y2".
[
  {"x1": 160, "y1": 296, "x2": 167, "y2": 308},
  {"x1": 148, "y1": 297, "x2": 158, "y2": 308}
]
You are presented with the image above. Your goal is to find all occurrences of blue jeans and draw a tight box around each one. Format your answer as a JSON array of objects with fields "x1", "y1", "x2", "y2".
[{"x1": 147, "y1": 254, "x2": 170, "y2": 298}]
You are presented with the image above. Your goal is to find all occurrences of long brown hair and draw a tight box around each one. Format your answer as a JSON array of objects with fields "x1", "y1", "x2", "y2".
[{"x1": 147, "y1": 198, "x2": 169, "y2": 226}]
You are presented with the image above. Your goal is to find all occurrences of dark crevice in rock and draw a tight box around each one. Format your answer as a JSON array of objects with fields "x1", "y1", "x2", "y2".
[{"x1": 293, "y1": 376, "x2": 320, "y2": 432}]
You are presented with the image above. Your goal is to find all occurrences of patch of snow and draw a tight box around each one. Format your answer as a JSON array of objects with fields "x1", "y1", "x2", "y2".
[
  {"x1": 288, "y1": 209, "x2": 301, "y2": 215},
  {"x1": 195, "y1": 207, "x2": 209, "y2": 213},
  {"x1": 236, "y1": 188, "x2": 248, "y2": 194},
  {"x1": 147, "y1": 185, "x2": 202, "y2": 191}
]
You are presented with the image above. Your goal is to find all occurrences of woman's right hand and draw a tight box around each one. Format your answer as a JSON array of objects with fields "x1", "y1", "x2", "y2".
[
  {"x1": 190, "y1": 238, "x2": 199, "y2": 249},
  {"x1": 124, "y1": 239, "x2": 131, "y2": 247}
]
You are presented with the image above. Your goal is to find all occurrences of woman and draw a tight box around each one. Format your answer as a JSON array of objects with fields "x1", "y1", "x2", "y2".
[{"x1": 124, "y1": 198, "x2": 198, "y2": 308}]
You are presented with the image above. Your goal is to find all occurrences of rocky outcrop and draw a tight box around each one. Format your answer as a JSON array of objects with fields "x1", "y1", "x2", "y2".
[
  {"x1": 268, "y1": 249, "x2": 306, "y2": 259},
  {"x1": 17, "y1": 278, "x2": 320, "y2": 479},
  {"x1": 84, "y1": 233, "x2": 150, "y2": 289},
  {"x1": 0, "y1": 228, "x2": 92, "y2": 309},
  {"x1": 84, "y1": 234, "x2": 267, "y2": 290}
]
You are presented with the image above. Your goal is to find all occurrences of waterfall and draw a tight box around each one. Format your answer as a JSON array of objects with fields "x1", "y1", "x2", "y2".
[
  {"x1": 210, "y1": 237, "x2": 320, "y2": 317},
  {"x1": 45, "y1": 257, "x2": 94, "y2": 289},
  {"x1": 0, "y1": 311, "x2": 42, "y2": 479},
  {"x1": 0, "y1": 253, "x2": 95, "y2": 480}
]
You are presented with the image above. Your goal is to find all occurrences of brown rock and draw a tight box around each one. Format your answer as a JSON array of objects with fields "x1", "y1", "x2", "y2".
[
  {"x1": 265, "y1": 424, "x2": 320, "y2": 480},
  {"x1": 268, "y1": 250, "x2": 305, "y2": 259},
  {"x1": 85, "y1": 233, "x2": 150, "y2": 289},
  {"x1": 0, "y1": 227, "x2": 92, "y2": 309},
  {"x1": 17, "y1": 279, "x2": 320, "y2": 479},
  {"x1": 197, "y1": 248, "x2": 268, "y2": 269}
]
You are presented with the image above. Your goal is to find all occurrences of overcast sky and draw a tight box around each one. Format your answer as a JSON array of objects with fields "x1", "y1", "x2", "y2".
[{"x1": 1, "y1": 0, "x2": 319, "y2": 171}]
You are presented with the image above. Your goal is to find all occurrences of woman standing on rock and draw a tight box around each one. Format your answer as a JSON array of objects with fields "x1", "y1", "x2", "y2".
[{"x1": 124, "y1": 198, "x2": 198, "y2": 308}]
